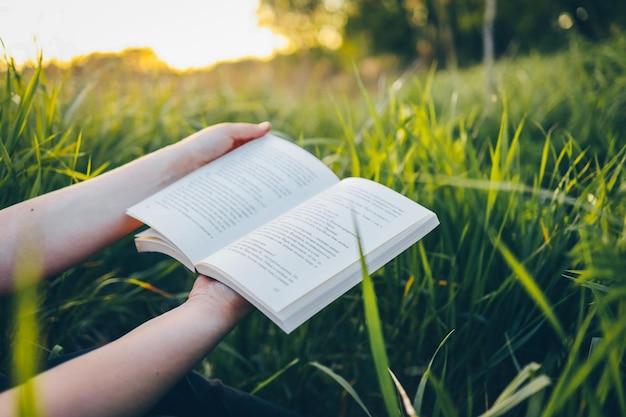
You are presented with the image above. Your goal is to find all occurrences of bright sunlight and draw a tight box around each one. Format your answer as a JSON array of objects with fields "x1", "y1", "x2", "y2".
[{"x1": 0, "y1": 0, "x2": 288, "y2": 70}]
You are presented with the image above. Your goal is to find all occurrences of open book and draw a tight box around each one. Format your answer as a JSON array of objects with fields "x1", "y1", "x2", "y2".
[{"x1": 127, "y1": 134, "x2": 439, "y2": 333}]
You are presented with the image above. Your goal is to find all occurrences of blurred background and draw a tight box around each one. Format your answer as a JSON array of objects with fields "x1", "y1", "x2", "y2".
[{"x1": 2, "y1": 0, "x2": 624, "y2": 71}]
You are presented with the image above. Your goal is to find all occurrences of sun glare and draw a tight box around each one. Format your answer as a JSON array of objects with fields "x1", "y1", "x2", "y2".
[{"x1": 0, "y1": 0, "x2": 288, "y2": 70}]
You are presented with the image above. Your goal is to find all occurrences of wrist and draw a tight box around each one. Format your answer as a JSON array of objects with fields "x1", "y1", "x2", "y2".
[{"x1": 184, "y1": 276, "x2": 253, "y2": 326}]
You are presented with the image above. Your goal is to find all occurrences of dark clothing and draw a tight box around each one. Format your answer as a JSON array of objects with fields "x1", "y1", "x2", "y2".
[
  {"x1": 1, "y1": 349, "x2": 305, "y2": 417},
  {"x1": 146, "y1": 371, "x2": 303, "y2": 417}
]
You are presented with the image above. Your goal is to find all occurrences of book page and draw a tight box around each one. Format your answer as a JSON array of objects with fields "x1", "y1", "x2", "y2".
[
  {"x1": 199, "y1": 177, "x2": 437, "y2": 312},
  {"x1": 127, "y1": 135, "x2": 339, "y2": 265}
]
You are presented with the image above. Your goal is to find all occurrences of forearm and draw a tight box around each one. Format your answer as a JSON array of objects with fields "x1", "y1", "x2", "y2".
[
  {"x1": 0, "y1": 140, "x2": 188, "y2": 276},
  {"x1": 0, "y1": 291, "x2": 242, "y2": 417},
  {"x1": 0, "y1": 139, "x2": 196, "y2": 281}
]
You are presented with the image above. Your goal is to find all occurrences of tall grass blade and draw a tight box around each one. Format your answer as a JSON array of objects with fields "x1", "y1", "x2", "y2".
[
  {"x1": 537, "y1": 132, "x2": 551, "y2": 186},
  {"x1": 426, "y1": 373, "x2": 458, "y2": 417},
  {"x1": 492, "y1": 237, "x2": 566, "y2": 341},
  {"x1": 478, "y1": 363, "x2": 550, "y2": 417},
  {"x1": 310, "y1": 361, "x2": 373, "y2": 417},
  {"x1": 250, "y1": 358, "x2": 299, "y2": 395},
  {"x1": 357, "y1": 228, "x2": 401, "y2": 417},
  {"x1": 0, "y1": 61, "x2": 14, "y2": 175},
  {"x1": 389, "y1": 369, "x2": 416, "y2": 417},
  {"x1": 11, "y1": 234, "x2": 45, "y2": 417},
  {"x1": 540, "y1": 306, "x2": 596, "y2": 416},
  {"x1": 546, "y1": 307, "x2": 626, "y2": 415},
  {"x1": 11, "y1": 56, "x2": 42, "y2": 144},
  {"x1": 413, "y1": 329, "x2": 454, "y2": 416},
  {"x1": 486, "y1": 106, "x2": 507, "y2": 222},
  {"x1": 353, "y1": 62, "x2": 385, "y2": 145},
  {"x1": 332, "y1": 101, "x2": 361, "y2": 178}
]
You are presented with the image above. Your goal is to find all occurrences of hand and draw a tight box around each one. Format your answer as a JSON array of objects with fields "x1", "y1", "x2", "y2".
[
  {"x1": 187, "y1": 275, "x2": 254, "y2": 323},
  {"x1": 179, "y1": 122, "x2": 271, "y2": 170}
]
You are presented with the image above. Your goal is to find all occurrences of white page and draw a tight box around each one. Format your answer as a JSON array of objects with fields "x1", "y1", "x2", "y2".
[
  {"x1": 199, "y1": 177, "x2": 437, "y2": 312},
  {"x1": 127, "y1": 135, "x2": 340, "y2": 265}
]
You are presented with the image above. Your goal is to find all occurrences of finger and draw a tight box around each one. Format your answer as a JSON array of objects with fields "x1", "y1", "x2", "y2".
[{"x1": 224, "y1": 121, "x2": 271, "y2": 148}]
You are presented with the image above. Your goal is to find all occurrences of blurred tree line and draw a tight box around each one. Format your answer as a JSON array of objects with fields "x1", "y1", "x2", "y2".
[{"x1": 258, "y1": 0, "x2": 625, "y2": 68}]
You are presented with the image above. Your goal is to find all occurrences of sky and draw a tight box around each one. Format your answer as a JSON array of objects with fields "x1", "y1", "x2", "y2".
[{"x1": 0, "y1": 0, "x2": 288, "y2": 70}]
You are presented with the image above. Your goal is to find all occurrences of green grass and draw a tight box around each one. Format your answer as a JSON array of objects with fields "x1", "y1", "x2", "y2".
[{"x1": 1, "y1": 34, "x2": 625, "y2": 416}]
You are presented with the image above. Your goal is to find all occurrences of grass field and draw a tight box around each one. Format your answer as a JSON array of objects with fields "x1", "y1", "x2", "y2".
[{"x1": 1, "y1": 34, "x2": 625, "y2": 416}]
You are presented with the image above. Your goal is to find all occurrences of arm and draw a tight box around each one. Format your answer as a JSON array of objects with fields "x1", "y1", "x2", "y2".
[
  {"x1": 0, "y1": 122, "x2": 271, "y2": 292},
  {"x1": 0, "y1": 275, "x2": 253, "y2": 417}
]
